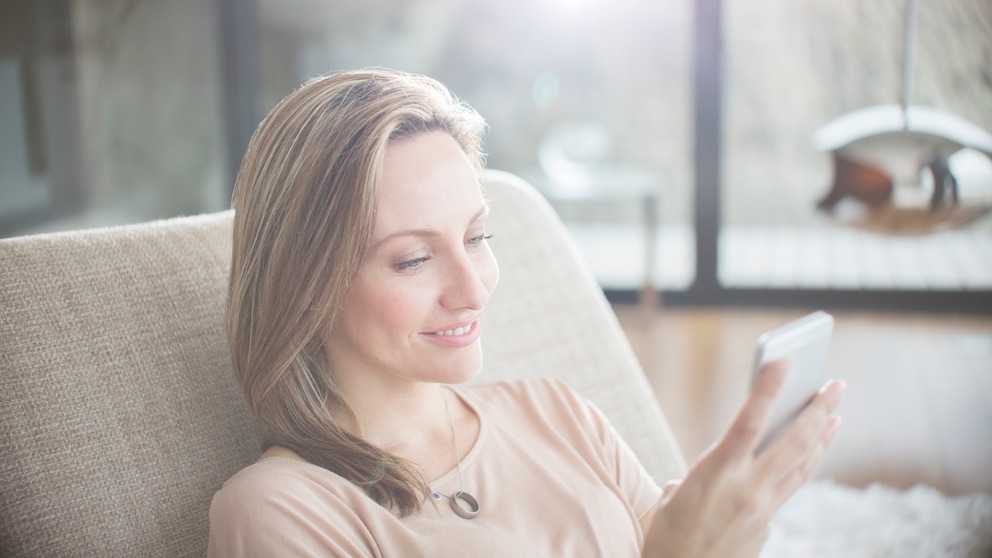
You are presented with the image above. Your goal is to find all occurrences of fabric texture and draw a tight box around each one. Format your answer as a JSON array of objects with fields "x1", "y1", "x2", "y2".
[
  {"x1": 0, "y1": 170, "x2": 685, "y2": 557},
  {"x1": 0, "y1": 212, "x2": 266, "y2": 557},
  {"x1": 208, "y1": 378, "x2": 664, "y2": 558}
]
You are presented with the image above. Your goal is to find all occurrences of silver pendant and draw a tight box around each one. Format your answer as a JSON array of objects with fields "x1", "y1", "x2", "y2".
[{"x1": 450, "y1": 491, "x2": 480, "y2": 519}]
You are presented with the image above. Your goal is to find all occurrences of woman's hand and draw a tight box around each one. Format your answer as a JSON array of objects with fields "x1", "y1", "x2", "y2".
[{"x1": 641, "y1": 360, "x2": 845, "y2": 558}]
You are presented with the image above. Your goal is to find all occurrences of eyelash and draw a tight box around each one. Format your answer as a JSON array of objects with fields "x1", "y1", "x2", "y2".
[
  {"x1": 467, "y1": 233, "x2": 495, "y2": 247},
  {"x1": 395, "y1": 257, "x2": 430, "y2": 272},
  {"x1": 394, "y1": 233, "x2": 494, "y2": 272}
]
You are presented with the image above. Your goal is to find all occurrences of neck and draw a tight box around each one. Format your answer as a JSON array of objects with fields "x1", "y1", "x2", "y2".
[
  {"x1": 324, "y1": 350, "x2": 481, "y2": 480},
  {"x1": 337, "y1": 381, "x2": 478, "y2": 482},
  {"x1": 334, "y1": 374, "x2": 433, "y2": 436}
]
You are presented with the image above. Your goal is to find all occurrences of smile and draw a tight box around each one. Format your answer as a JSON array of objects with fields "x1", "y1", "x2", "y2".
[
  {"x1": 434, "y1": 324, "x2": 473, "y2": 336},
  {"x1": 425, "y1": 319, "x2": 481, "y2": 347}
]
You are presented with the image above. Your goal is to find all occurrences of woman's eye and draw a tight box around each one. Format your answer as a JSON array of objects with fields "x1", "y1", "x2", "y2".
[
  {"x1": 396, "y1": 256, "x2": 430, "y2": 271},
  {"x1": 467, "y1": 233, "x2": 495, "y2": 247}
]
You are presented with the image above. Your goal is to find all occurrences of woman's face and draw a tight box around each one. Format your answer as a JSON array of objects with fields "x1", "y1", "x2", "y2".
[{"x1": 326, "y1": 131, "x2": 498, "y2": 392}]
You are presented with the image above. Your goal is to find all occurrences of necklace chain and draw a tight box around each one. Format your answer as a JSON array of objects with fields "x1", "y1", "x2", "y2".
[
  {"x1": 441, "y1": 389, "x2": 466, "y2": 494},
  {"x1": 431, "y1": 389, "x2": 480, "y2": 519}
]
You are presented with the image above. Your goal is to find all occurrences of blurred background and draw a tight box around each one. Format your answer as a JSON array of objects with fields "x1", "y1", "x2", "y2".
[{"x1": 1, "y1": 0, "x2": 991, "y2": 309}]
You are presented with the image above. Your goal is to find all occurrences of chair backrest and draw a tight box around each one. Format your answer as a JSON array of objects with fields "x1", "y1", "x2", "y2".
[
  {"x1": 479, "y1": 170, "x2": 685, "y2": 480},
  {"x1": 0, "y1": 170, "x2": 684, "y2": 557},
  {"x1": 0, "y1": 210, "x2": 263, "y2": 557}
]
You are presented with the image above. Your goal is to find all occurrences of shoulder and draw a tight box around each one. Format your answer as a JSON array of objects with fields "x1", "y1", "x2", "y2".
[
  {"x1": 212, "y1": 455, "x2": 314, "y2": 503},
  {"x1": 209, "y1": 457, "x2": 347, "y2": 530},
  {"x1": 208, "y1": 456, "x2": 380, "y2": 556},
  {"x1": 211, "y1": 454, "x2": 374, "y2": 519}
]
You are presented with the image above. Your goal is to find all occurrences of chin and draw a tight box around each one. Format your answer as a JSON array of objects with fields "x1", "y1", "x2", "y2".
[
  {"x1": 435, "y1": 350, "x2": 483, "y2": 385},
  {"x1": 445, "y1": 368, "x2": 481, "y2": 385}
]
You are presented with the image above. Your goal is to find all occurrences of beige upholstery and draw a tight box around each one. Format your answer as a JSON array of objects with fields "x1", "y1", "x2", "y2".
[{"x1": 0, "y1": 170, "x2": 685, "y2": 557}]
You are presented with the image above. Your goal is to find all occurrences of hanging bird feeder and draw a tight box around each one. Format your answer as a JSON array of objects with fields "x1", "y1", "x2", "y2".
[{"x1": 813, "y1": 0, "x2": 992, "y2": 235}]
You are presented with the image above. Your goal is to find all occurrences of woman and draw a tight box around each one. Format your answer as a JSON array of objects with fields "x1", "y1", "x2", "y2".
[{"x1": 209, "y1": 68, "x2": 845, "y2": 557}]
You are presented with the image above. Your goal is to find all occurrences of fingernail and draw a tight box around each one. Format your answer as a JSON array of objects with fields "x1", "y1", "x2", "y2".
[{"x1": 822, "y1": 379, "x2": 847, "y2": 402}]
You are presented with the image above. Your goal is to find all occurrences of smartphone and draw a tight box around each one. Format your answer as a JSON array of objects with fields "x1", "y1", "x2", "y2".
[{"x1": 752, "y1": 311, "x2": 834, "y2": 455}]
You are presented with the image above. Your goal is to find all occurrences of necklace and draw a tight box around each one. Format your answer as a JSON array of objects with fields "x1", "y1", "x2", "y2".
[{"x1": 430, "y1": 390, "x2": 480, "y2": 519}]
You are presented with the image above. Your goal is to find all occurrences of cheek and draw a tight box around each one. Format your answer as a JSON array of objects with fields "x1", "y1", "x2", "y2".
[
  {"x1": 377, "y1": 285, "x2": 426, "y2": 333},
  {"x1": 335, "y1": 281, "x2": 422, "y2": 344}
]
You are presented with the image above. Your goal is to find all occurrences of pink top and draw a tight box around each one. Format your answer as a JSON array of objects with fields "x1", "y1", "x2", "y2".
[{"x1": 208, "y1": 378, "x2": 663, "y2": 557}]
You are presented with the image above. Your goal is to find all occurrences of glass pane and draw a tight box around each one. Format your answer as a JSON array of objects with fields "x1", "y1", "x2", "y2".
[
  {"x1": 720, "y1": 0, "x2": 992, "y2": 291},
  {"x1": 1, "y1": 0, "x2": 230, "y2": 238},
  {"x1": 256, "y1": 0, "x2": 695, "y2": 292}
]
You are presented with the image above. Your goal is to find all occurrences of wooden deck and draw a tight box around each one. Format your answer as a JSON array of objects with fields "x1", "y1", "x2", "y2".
[{"x1": 564, "y1": 223, "x2": 992, "y2": 292}]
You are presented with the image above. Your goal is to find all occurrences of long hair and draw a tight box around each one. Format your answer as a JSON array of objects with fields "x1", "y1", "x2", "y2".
[{"x1": 228, "y1": 68, "x2": 486, "y2": 516}]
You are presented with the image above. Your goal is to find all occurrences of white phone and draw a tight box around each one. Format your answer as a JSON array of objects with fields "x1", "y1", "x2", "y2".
[{"x1": 752, "y1": 311, "x2": 834, "y2": 455}]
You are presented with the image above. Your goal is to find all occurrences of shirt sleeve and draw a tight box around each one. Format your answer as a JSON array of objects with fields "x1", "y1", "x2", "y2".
[
  {"x1": 533, "y1": 378, "x2": 665, "y2": 522},
  {"x1": 582, "y1": 394, "x2": 665, "y2": 520}
]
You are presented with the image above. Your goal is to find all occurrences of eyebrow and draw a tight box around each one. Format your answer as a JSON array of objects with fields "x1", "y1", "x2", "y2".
[{"x1": 369, "y1": 204, "x2": 490, "y2": 253}]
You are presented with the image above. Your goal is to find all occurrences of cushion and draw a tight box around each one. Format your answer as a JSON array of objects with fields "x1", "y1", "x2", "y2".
[{"x1": 0, "y1": 212, "x2": 264, "y2": 557}]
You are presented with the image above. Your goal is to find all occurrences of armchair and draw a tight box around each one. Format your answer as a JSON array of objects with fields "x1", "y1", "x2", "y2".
[{"x1": 0, "y1": 170, "x2": 685, "y2": 556}]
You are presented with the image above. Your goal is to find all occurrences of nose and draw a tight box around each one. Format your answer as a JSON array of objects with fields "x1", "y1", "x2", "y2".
[{"x1": 439, "y1": 247, "x2": 498, "y2": 311}]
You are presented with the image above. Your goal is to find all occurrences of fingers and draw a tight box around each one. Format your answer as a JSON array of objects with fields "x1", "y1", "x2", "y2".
[
  {"x1": 757, "y1": 379, "x2": 846, "y2": 486},
  {"x1": 768, "y1": 414, "x2": 842, "y2": 509},
  {"x1": 718, "y1": 360, "x2": 790, "y2": 457},
  {"x1": 648, "y1": 364, "x2": 846, "y2": 558}
]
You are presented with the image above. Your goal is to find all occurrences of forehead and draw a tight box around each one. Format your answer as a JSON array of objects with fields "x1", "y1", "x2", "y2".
[{"x1": 373, "y1": 131, "x2": 484, "y2": 233}]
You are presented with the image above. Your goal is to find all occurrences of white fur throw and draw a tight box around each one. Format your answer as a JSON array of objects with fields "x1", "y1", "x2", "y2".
[{"x1": 762, "y1": 481, "x2": 992, "y2": 557}]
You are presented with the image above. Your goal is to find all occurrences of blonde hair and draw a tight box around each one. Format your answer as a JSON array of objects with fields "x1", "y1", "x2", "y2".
[{"x1": 228, "y1": 68, "x2": 486, "y2": 516}]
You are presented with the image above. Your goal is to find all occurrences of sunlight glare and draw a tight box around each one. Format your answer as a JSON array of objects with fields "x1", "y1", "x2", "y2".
[{"x1": 548, "y1": 0, "x2": 598, "y2": 13}]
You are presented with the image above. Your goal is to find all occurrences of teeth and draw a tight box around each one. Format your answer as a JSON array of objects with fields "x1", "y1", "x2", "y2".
[{"x1": 435, "y1": 325, "x2": 470, "y2": 336}]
